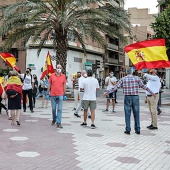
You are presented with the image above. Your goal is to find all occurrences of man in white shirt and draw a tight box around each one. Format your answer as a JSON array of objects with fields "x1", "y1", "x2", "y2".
[
  {"x1": 20, "y1": 68, "x2": 34, "y2": 113},
  {"x1": 80, "y1": 70, "x2": 100, "y2": 129},
  {"x1": 143, "y1": 69, "x2": 161, "y2": 130},
  {"x1": 103, "y1": 71, "x2": 117, "y2": 113}
]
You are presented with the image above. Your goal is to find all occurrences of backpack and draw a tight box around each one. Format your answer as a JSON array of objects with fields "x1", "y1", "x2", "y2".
[{"x1": 21, "y1": 74, "x2": 33, "y2": 83}]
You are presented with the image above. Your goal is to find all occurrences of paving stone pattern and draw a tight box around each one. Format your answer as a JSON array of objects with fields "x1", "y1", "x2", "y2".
[{"x1": 0, "y1": 89, "x2": 170, "y2": 170}]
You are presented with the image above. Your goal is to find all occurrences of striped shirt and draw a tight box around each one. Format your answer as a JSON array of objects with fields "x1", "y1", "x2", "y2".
[{"x1": 106, "y1": 75, "x2": 153, "y2": 95}]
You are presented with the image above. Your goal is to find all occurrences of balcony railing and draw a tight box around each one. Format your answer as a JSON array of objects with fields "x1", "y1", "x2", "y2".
[
  {"x1": 108, "y1": 58, "x2": 118, "y2": 64},
  {"x1": 107, "y1": 43, "x2": 118, "y2": 51},
  {"x1": 108, "y1": 0, "x2": 120, "y2": 7}
]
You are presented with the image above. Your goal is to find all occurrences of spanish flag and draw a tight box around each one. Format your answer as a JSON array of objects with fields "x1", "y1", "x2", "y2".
[
  {"x1": 4, "y1": 76, "x2": 22, "y2": 94},
  {"x1": 124, "y1": 39, "x2": 170, "y2": 70},
  {"x1": 0, "y1": 52, "x2": 20, "y2": 72},
  {"x1": 40, "y1": 51, "x2": 54, "y2": 80}
]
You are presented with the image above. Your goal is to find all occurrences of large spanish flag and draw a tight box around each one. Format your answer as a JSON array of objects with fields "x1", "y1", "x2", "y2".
[
  {"x1": 124, "y1": 39, "x2": 170, "y2": 70},
  {"x1": 0, "y1": 52, "x2": 20, "y2": 72},
  {"x1": 4, "y1": 76, "x2": 22, "y2": 94},
  {"x1": 40, "y1": 51, "x2": 54, "y2": 80}
]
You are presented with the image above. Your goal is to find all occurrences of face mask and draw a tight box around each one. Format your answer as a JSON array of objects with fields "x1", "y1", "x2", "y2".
[
  {"x1": 110, "y1": 73, "x2": 113, "y2": 77},
  {"x1": 57, "y1": 69, "x2": 62, "y2": 73},
  {"x1": 26, "y1": 70, "x2": 29, "y2": 74},
  {"x1": 84, "y1": 73, "x2": 87, "y2": 77}
]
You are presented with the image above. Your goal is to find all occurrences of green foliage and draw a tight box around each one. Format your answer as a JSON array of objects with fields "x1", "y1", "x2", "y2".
[
  {"x1": 151, "y1": 9, "x2": 170, "y2": 49},
  {"x1": 0, "y1": 0, "x2": 130, "y2": 72}
]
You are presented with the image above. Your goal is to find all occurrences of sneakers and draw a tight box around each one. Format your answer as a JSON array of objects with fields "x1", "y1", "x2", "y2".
[
  {"x1": 56, "y1": 123, "x2": 63, "y2": 128},
  {"x1": 51, "y1": 120, "x2": 55, "y2": 125},
  {"x1": 31, "y1": 110, "x2": 34, "y2": 113},
  {"x1": 91, "y1": 124, "x2": 96, "y2": 129},
  {"x1": 74, "y1": 113, "x2": 81, "y2": 117},
  {"x1": 102, "y1": 109, "x2": 108, "y2": 112},
  {"x1": 88, "y1": 115, "x2": 91, "y2": 119},
  {"x1": 112, "y1": 109, "x2": 116, "y2": 113},
  {"x1": 80, "y1": 122, "x2": 87, "y2": 126},
  {"x1": 8, "y1": 117, "x2": 12, "y2": 120}
]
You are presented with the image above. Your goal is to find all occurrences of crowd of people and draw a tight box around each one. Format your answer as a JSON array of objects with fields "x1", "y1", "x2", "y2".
[{"x1": 0, "y1": 65, "x2": 163, "y2": 134}]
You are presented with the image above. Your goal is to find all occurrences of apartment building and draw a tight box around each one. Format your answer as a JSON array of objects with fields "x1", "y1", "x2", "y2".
[
  {"x1": 0, "y1": 0, "x2": 26, "y2": 73},
  {"x1": 125, "y1": 7, "x2": 157, "y2": 69},
  {"x1": 0, "y1": 0, "x2": 125, "y2": 87}
]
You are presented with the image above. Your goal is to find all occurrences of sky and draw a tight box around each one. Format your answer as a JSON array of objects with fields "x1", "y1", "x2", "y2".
[{"x1": 124, "y1": 0, "x2": 158, "y2": 14}]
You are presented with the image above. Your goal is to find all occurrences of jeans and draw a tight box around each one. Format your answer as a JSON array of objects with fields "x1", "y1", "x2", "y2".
[
  {"x1": 23, "y1": 89, "x2": 33, "y2": 111},
  {"x1": 124, "y1": 95, "x2": 140, "y2": 132},
  {"x1": 51, "y1": 96, "x2": 63, "y2": 124}
]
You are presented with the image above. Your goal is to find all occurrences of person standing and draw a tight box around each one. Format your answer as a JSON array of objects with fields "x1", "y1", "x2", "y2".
[
  {"x1": 46, "y1": 64, "x2": 66, "y2": 128},
  {"x1": 20, "y1": 68, "x2": 34, "y2": 113},
  {"x1": 142, "y1": 69, "x2": 161, "y2": 130},
  {"x1": 32, "y1": 74, "x2": 38, "y2": 108},
  {"x1": 41, "y1": 76, "x2": 49, "y2": 108},
  {"x1": 74, "y1": 70, "x2": 91, "y2": 118},
  {"x1": 103, "y1": 71, "x2": 117, "y2": 113},
  {"x1": 102, "y1": 67, "x2": 155, "y2": 135},
  {"x1": 80, "y1": 70, "x2": 100, "y2": 129},
  {"x1": 72, "y1": 72, "x2": 81, "y2": 111},
  {"x1": 4, "y1": 70, "x2": 22, "y2": 126}
]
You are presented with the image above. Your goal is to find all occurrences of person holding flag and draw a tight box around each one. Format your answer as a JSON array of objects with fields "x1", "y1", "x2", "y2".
[
  {"x1": 139, "y1": 69, "x2": 161, "y2": 130},
  {"x1": 101, "y1": 67, "x2": 156, "y2": 135}
]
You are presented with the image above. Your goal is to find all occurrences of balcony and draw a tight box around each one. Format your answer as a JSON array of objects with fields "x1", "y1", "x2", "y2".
[
  {"x1": 107, "y1": 0, "x2": 120, "y2": 7},
  {"x1": 107, "y1": 43, "x2": 119, "y2": 51},
  {"x1": 108, "y1": 58, "x2": 118, "y2": 64}
]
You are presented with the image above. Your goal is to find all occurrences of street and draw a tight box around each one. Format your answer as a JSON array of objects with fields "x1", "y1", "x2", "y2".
[{"x1": 0, "y1": 88, "x2": 170, "y2": 170}]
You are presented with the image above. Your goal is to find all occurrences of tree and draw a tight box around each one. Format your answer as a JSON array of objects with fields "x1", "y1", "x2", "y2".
[
  {"x1": 0, "y1": 0, "x2": 130, "y2": 74},
  {"x1": 151, "y1": 0, "x2": 170, "y2": 59}
]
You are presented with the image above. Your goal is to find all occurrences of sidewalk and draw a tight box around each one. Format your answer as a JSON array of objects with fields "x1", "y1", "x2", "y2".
[{"x1": 0, "y1": 96, "x2": 170, "y2": 170}]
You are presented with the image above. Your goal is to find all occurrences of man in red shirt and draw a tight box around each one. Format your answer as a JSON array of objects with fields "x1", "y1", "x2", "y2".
[{"x1": 47, "y1": 64, "x2": 66, "y2": 128}]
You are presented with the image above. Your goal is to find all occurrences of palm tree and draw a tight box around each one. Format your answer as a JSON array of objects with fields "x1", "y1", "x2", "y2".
[{"x1": 0, "y1": 0, "x2": 130, "y2": 74}]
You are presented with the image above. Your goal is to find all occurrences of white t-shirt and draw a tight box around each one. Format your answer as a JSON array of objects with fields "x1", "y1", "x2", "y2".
[
  {"x1": 21, "y1": 74, "x2": 34, "y2": 90},
  {"x1": 144, "y1": 73, "x2": 161, "y2": 95},
  {"x1": 78, "y1": 76, "x2": 85, "y2": 91},
  {"x1": 105, "y1": 76, "x2": 117, "y2": 90},
  {"x1": 80, "y1": 77, "x2": 99, "y2": 100}
]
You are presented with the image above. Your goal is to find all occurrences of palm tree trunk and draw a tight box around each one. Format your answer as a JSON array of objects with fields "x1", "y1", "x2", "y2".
[{"x1": 55, "y1": 27, "x2": 68, "y2": 75}]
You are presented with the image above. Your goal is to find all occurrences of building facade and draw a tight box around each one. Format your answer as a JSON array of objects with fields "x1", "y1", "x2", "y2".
[{"x1": 0, "y1": 0, "x2": 125, "y2": 87}]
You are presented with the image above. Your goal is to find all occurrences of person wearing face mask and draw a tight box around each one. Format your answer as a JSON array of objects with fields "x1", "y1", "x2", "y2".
[
  {"x1": 72, "y1": 71, "x2": 81, "y2": 111},
  {"x1": 142, "y1": 69, "x2": 161, "y2": 130},
  {"x1": 74, "y1": 70, "x2": 91, "y2": 118},
  {"x1": 46, "y1": 64, "x2": 66, "y2": 128},
  {"x1": 32, "y1": 74, "x2": 38, "y2": 108},
  {"x1": 19, "y1": 68, "x2": 34, "y2": 113},
  {"x1": 102, "y1": 71, "x2": 117, "y2": 113}
]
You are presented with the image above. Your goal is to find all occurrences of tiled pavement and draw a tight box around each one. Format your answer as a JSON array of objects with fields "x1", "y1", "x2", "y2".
[{"x1": 0, "y1": 89, "x2": 170, "y2": 170}]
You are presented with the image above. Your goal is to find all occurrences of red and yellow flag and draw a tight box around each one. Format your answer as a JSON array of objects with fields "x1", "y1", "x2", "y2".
[
  {"x1": 4, "y1": 76, "x2": 22, "y2": 94},
  {"x1": 124, "y1": 39, "x2": 170, "y2": 70},
  {"x1": 0, "y1": 52, "x2": 20, "y2": 72},
  {"x1": 40, "y1": 51, "x2": 54, "y2": 80}
]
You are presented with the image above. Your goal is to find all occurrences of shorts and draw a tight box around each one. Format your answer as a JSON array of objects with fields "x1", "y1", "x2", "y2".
[
  {"x1": 106, "y1": 92, "x2": 115, "y2": 99},
  {"x1": 82, "y1": 100, "x2": 96, "y2": 110},
  {"x1": 42, "y1": 90, "x2": 47, "y2": 95}
]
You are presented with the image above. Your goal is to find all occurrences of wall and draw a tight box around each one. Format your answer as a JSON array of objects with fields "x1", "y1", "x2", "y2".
[{"x1": 26, "y1": 48, "x2": 102, "y2": 88}]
